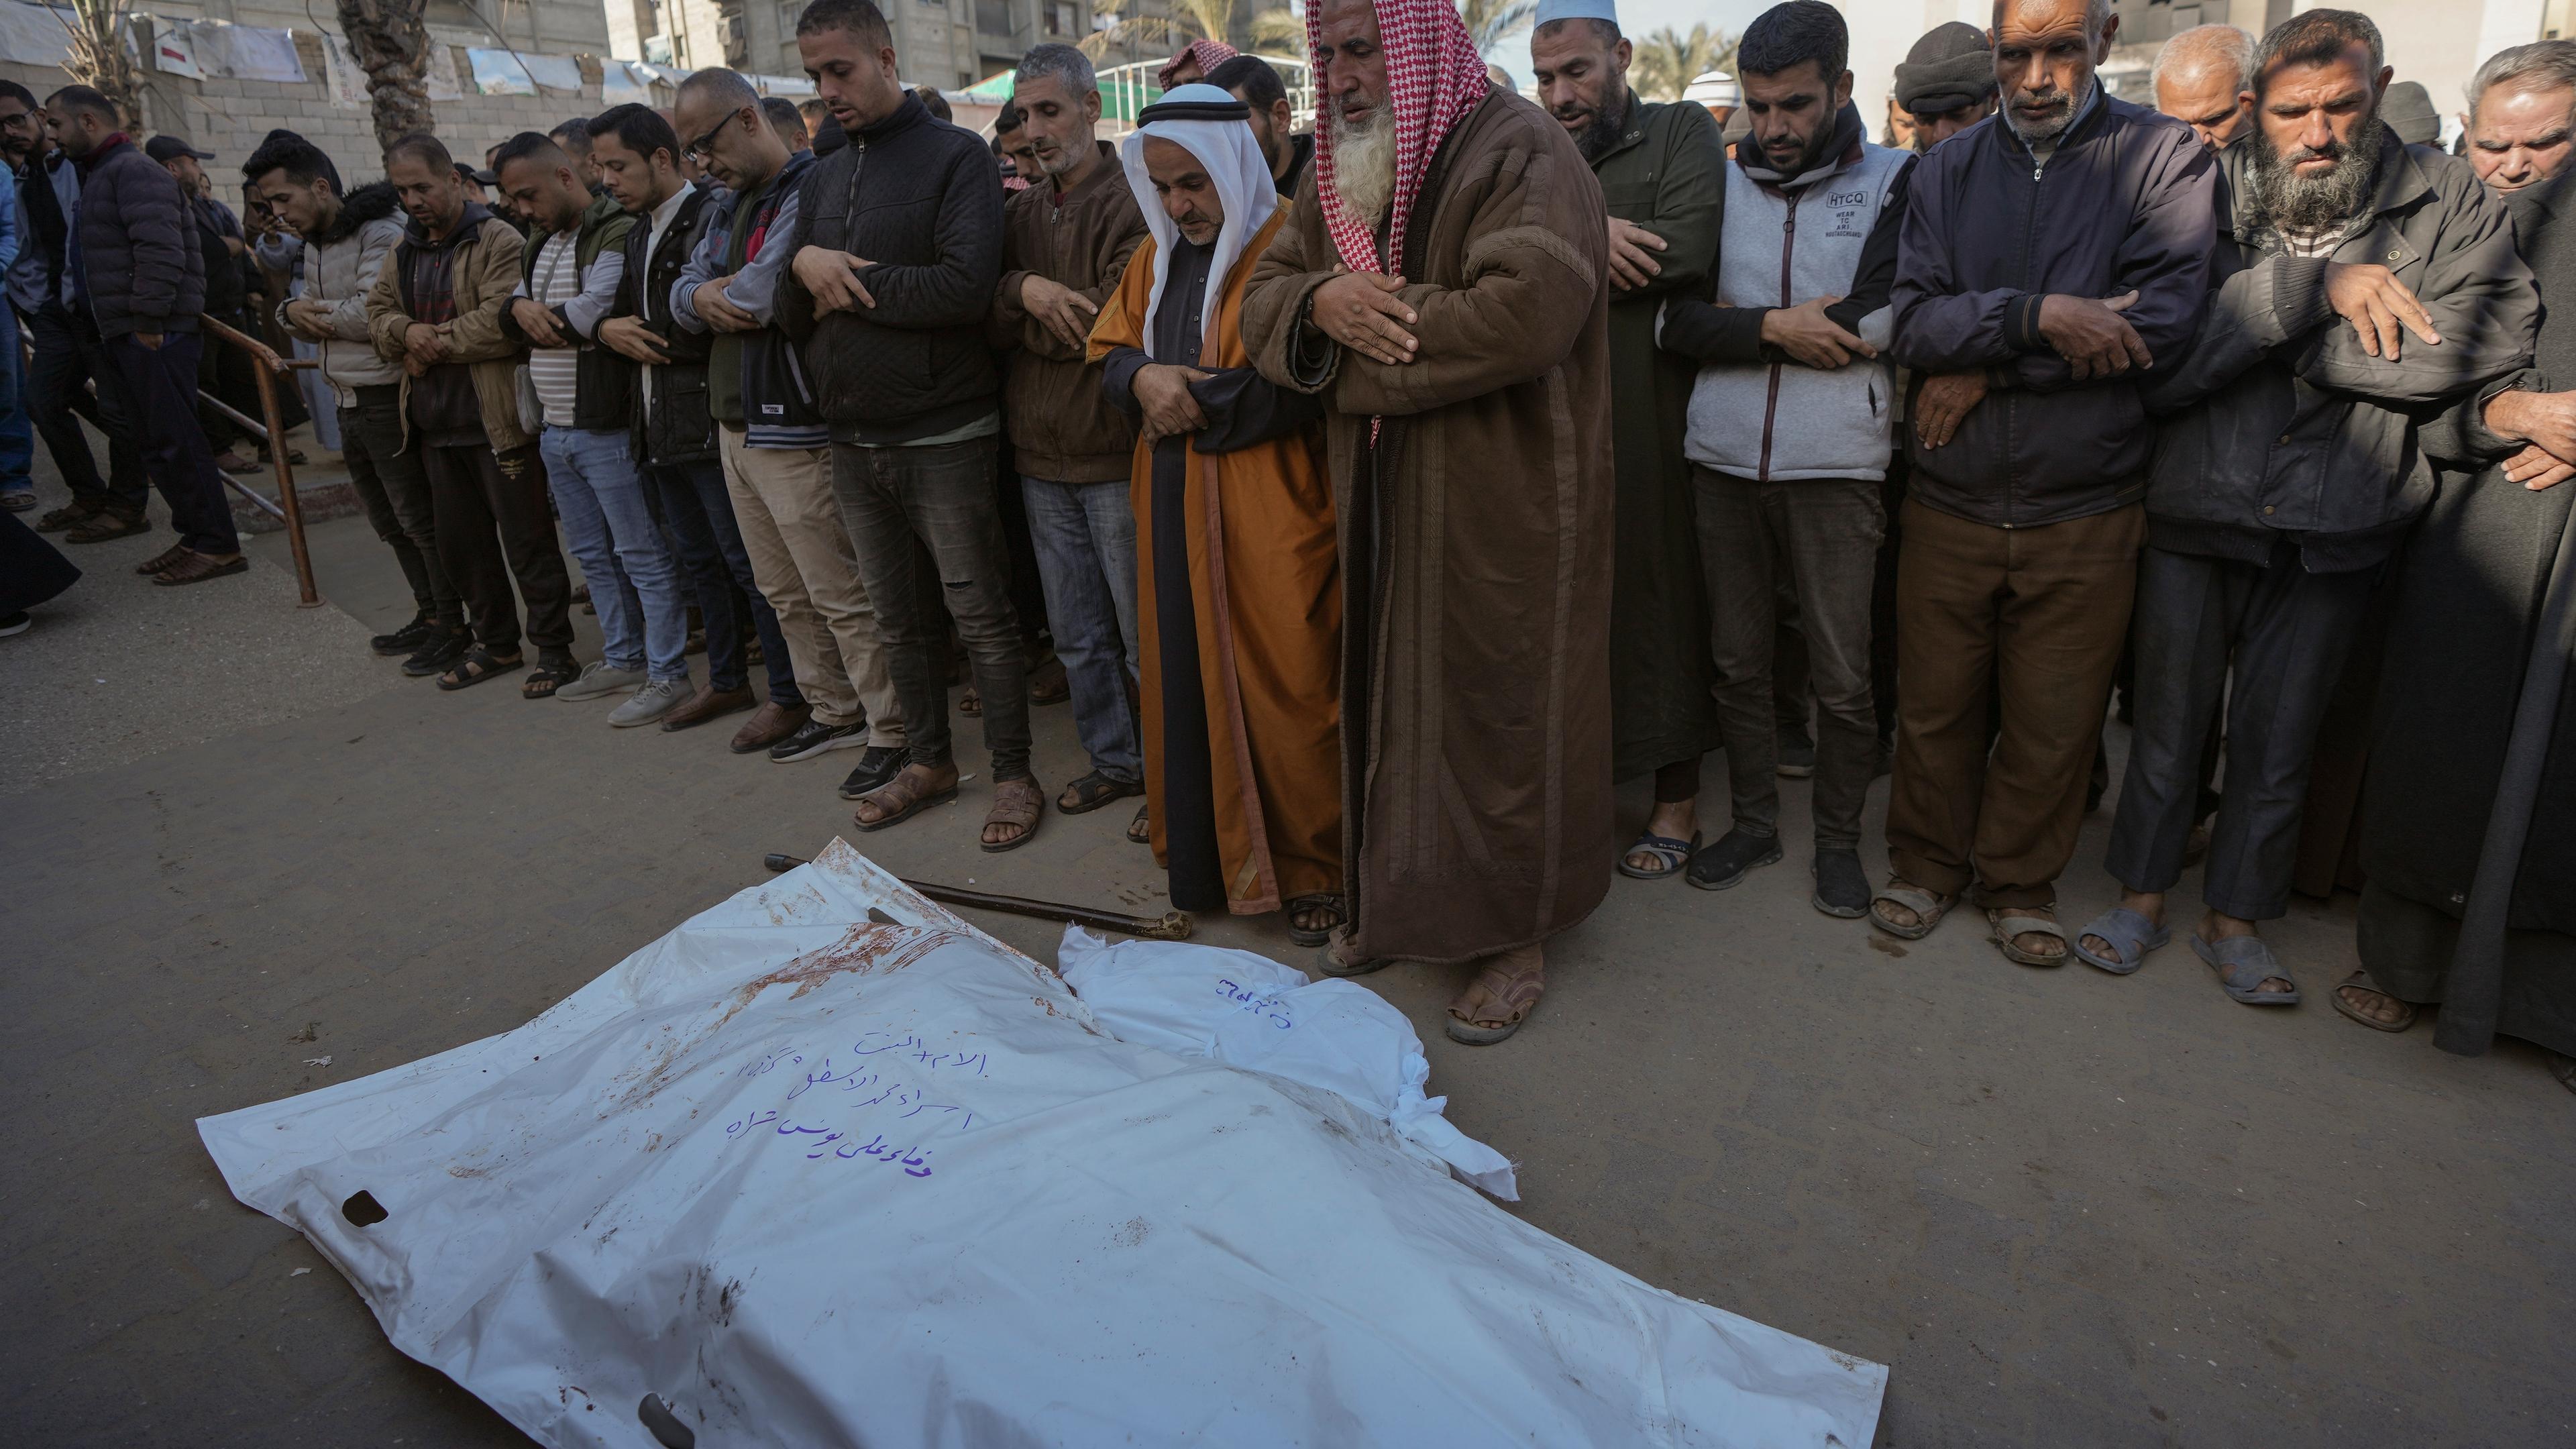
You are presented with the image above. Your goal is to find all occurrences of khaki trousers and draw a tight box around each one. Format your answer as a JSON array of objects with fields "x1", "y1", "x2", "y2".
[
  {"x1": 1886, "y1": 499, "x2": 2143, "y2": 908},
  {"x1": 718, "y1": 425, "x2": 903, "y2": 743}
]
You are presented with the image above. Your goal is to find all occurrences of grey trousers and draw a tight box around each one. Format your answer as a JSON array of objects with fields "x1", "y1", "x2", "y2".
[
  {"x1": 1693, "y1": 468, "x2": 1884, "y2": 849},
  {"x1": 2104, "y1": 543, "x2": 2376, "y2": 920}
]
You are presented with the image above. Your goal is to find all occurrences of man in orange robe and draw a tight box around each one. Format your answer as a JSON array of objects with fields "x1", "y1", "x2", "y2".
[{"x1": 1088, "y1": 87, "x2": 1344, "y2": 939}]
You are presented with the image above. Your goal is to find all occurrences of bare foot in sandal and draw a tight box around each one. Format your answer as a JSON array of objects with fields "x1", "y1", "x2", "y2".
[
  {"x1": 2334, "y1": 972, "x2": 2415, "y2": 1029},
  {"x1": 983, "y1": 777, "x2": 1045, "y2": 851},
  {"x1": 853, "y1": 761, "x2": 960, "y2": 833},
  {"x1": 1988, "y1": 904, "x2": 2068, "y2": 963},
  {"x1": 2196, "y1": 911, "x2": 2292, "y2": 998},
  {"x1": 1870, "y1": 877, "x2": 1958, "y2": 938},
  {"x1": 1447, "y1": 945, "x2": 1545, "y2": 1045}
]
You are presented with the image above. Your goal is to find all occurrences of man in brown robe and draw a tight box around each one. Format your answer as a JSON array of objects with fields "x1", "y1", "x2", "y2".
[{"x1": 1242, "y1": 0, "x2": 1613, "y2": 1045}]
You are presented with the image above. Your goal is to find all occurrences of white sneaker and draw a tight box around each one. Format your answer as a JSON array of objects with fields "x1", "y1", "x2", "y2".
[
  {"x1": 608, "y1": 676, "x2": 692, "y2": 727},
  {"x1": 557, "y1": 659, "x2": 645, "y2": 701}
]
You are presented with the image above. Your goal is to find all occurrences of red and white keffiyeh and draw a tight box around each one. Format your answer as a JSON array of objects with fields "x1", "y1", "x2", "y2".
[
  {"x1": 1157, "y1": 39, "x2": 1240, "y2": 89},
  {"x1": 1309, "y1": 0, "x2": 1489, "y2": 276}
]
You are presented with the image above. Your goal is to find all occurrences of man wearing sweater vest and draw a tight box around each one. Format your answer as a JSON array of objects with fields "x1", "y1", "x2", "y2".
[
  {"x1": 1656, "y1": 1, "x2": 1912, "y2": 916},
  {"x1": 672, "y1": 66, "x2": 908, "y2": 792},
  {"x1": 496, "y1": 131, "x2": 696, "y2": 729}
]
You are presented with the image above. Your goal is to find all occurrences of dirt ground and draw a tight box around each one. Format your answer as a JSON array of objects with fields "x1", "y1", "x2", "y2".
[{"x1": 4, "y1": 455, "x2": 2569, "y2": 1448}]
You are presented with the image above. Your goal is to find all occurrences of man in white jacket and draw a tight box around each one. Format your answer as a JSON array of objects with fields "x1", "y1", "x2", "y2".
[
  {"x1": 247, "y1": 132, "x2": 464, "y2": 674},
  {"x1": 1656, "y1": 0, "x2": 1913, "y2": 916}
]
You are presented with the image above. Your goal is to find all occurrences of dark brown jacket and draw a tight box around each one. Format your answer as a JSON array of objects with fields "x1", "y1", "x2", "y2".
[{"x1": 991, "y1": 142, "x2": 1147, "y2": 482}]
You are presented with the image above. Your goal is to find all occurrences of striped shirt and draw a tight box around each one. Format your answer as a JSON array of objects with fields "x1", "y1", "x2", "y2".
[{"x1": 527, "y1": 229, "x2": 583, "y2": 429}]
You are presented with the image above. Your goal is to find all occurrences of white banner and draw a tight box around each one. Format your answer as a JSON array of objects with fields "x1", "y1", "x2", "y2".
[
  {"x1": 181, "y1": 18, "x2": 306, "y2": 83},
  {"x1": 599, "y1": 57, "x2": 653, "y2": 107},
  {"x1": 423, "y1": 45, "x2": 464, "y2": 104},
  {"x1": 318, "y1": 32, "x2": 367, "y2": 109},
  {"x1": 0, "y1": 5, "x2": 73, "y2": 70},
  {"x1": 148, "y1": 17, "x2": 202, "y2": 80}
]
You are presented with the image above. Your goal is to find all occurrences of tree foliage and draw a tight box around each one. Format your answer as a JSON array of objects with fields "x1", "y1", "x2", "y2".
[{"x1": 1629, "y1": 23, "x2": 1737, "y2": 103}]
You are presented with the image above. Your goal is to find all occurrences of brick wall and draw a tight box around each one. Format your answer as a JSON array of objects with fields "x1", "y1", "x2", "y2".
[{"x1": 1, "y1": 35, "x2": 661, "y2": 193}]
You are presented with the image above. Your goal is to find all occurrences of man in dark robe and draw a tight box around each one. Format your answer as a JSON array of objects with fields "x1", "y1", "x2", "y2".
[
  {"x1": 1242, "y1": 0, "x2": 1613, "y2": 1044},
  {"x1": 2344, "y1": 43, "x2": 2576, "y2": 1088},
  {"x1": 1091, "y1": 89, "x2": 1341, "y2": 936}
]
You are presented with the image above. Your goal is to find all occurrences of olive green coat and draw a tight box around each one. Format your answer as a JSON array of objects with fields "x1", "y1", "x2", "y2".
[{"x1": 1592, "y1": 91, "x2": 1726, "y2": 782}]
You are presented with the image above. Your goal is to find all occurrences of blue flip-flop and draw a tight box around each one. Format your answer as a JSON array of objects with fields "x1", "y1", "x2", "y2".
[
  {"x1": 2072, "y1": 906, "x2": 2169, "y2": 975},
  {"x1": 1617, "y1": 830, "x2": 1699, "y2": 881},
  {"x1": 2193, "y1": 933, "x2": 2300, "y2": 1006}
]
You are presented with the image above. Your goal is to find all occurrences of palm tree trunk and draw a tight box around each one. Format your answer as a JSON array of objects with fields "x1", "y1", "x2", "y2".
[{"x1": 336, "y1": 0, "x2": 437, "y2": 150}]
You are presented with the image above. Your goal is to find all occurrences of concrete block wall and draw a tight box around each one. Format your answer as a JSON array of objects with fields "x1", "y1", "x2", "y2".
[{"x1": 2, "y1": 35, "x2": 660, "y2": 193}]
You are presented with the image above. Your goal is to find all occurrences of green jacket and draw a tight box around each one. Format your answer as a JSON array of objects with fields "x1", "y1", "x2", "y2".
[{"x1": 1590, "y1": 91, "x2": 1726, "y2": 782}]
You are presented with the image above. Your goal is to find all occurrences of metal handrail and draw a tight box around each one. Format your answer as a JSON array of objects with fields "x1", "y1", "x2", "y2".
[{"x1": 198, "y1": 313, "x2": 319, "y2": 607}]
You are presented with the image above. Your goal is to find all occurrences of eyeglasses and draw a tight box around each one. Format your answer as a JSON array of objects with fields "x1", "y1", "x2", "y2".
[{"x1": 684, "y1": 105, "x2": 747, "y2": 162}]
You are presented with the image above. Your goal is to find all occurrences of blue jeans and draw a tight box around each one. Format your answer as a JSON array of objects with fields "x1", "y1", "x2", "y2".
[
  {"x1": 1020, "y1": 474, "x2": 1140, "y2": 783},
  {"x1": 541, "y1": 427, "x2": 688, "y2": 681},
  {"x1": 643, "y1": 457, "x2": 802, "y2": 703},
  {"x1": 0, "y1": 313, "x2": 32, "y2": 494}
]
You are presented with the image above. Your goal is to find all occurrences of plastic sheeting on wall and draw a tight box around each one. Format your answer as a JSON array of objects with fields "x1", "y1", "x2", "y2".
[
  {"x1": 199, "y1": 841, "x2": 1887, "y2": 1448},
  {"x1": 466, "y1": 46, "x2": 580, "y2": 97}
]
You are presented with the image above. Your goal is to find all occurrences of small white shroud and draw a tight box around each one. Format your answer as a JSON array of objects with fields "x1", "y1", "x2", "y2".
[{"x1": 199, "y1": 840, "x2": 1887, "y2": 1448}]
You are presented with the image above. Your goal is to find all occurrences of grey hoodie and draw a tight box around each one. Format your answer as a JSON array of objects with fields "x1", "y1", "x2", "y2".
[{"x1": 280, "y1": 181, "x2": 406, "y2": 405}]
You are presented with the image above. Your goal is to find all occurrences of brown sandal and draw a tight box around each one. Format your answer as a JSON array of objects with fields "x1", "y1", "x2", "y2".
[
  {"x1": 981, "y1": 777, "x2": 1044, "y2": 853},
  {"x1": 133, "y1": 543, "x2": 191, "y2": 576},
  {"x1": 852, "y1": 763, "x2": 960, "y2": 833},
  {"x1": 150, "y1": 551, "x2": 250, "y2": 586},
  {"x1": 1446, "y1": 946, "x2": 1545, "y2": 1046}
]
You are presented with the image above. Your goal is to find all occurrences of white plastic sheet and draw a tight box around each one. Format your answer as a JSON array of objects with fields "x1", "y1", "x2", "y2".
[
  {"x1": 1058, "y1": 925, "x2": 1519, "y2": 1197},
  {"x1": 199, "y1": 841, "x2": 1886, "y2": 1448},
  {"x1": 600, "y1": 58, "x2": 655, "y2": 108},
  {"x1": 468, "y1": 46, "x2": 581, "y2": 97},
  {"x1": 178, "y1": 18, "x2": 305, "y2": 83}
]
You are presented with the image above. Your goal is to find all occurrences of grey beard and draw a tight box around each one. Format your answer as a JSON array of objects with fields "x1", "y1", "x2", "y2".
[
  {"x1": 1573, "y1": 95, "x2": 1629, "y2": 162},
  {"x1": 2004, "y1": 74, "x2": 2093, "y2": 145},
  {"x1": 1330, "y1": 107, "x2": 1397, "y2": 231},
  {"x1": 2249, "y1": 115, "x2": 2386, "y2": 233}
]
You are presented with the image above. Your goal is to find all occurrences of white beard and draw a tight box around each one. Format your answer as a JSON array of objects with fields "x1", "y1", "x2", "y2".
[{"x1": 1330, "y1": 107, "x2": 1397, "y2": 232}]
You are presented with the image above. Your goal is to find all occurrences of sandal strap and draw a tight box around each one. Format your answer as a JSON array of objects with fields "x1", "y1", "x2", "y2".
[
  {"x1": 1457, "y1": 960, "x2": 1545, "y2": 1026},
  {"x1": 860, "y1": 767, "x2": 945, "y2": 820},
  {"x1": 986, "y1": 777, "x2": 1043, "y2": 828},
  {"x1": 1989, "y1": 910, "x2": 2066, "y2": 941}
]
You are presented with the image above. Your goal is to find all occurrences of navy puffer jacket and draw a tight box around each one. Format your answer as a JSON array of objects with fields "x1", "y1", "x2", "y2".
[{"x1": 75, "y1": 136, "x2": 204, "y2": 340}]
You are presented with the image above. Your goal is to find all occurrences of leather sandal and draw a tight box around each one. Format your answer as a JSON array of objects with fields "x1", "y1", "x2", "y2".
[
  {"x1": 981, "y1": 777, "x2": 1044, "y2": 853},
  {"x1": 150, "y1": 551, "x2": 250, "y2": 586},
  {"x1": 134, "y1": 543, "x2": 192, "y2": 576},
  {"x1": 1446, "y1": 946, "x2": 1546, "y2": 1046},
  {"x1": 853, "y1": 764, "x2": 961, "y2": 833}
]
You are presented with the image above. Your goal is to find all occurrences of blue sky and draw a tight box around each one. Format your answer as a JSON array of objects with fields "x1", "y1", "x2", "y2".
[{"x1": 1489, "y1": 0, "x2": 1776, "y2": 89}]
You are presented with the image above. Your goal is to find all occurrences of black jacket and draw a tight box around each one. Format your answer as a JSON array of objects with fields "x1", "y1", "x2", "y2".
[
  {"x1": 74, "y1": 136, "x2": 205, "y2": 339},
  {"x1": 780, "y1": 93, "x2": 1004, "y2": 444},
  {"x1": 2141, "y1": 135, "x2": 2535, "y2": 569},
  {"x1": 1888, "y1": 95, "x2": 2215, "y2": 527},
  {"x1": 499, "y1": 191, "x2": 638, "y2": 433},
  {"x1": 611, "y1": 184, "x2": 719, "y2": 466}
]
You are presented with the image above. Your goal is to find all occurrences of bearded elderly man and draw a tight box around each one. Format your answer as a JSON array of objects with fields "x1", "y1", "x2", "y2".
[
  {"x1": 2341, "y1": 40, "x2": 2575, "y2": 1066},
  {"x1": 1089, "y1": 87, "x2": 1341, "y2": 937},
  {"x1": 1243, "y1": 0, "x2": 1612, "y2": 1045},
  {"x1": 2152, "y1": 23, "x2": 2257, "y2": 152},
  {"x1": 1874, "y1": 0, "x2": 2216, "y2": 964},
  {"x1": 1531, "y1": 0, "x2": 1723, "y2": 885},
  {"x1": 2070, "y1": 10, "x2": 2534, "y2": 1005}
]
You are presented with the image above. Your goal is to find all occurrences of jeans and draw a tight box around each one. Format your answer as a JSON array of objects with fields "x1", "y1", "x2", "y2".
[
  {"x1": 541, "y1": 427, "x2": 688, "y2": 680},
  {"x1": 833, "y1": 437, "x2": 1032, "y2": 778},
  {"x1": 1694, "y1": 470, "x2": 1884, "y2": 849},
  {"x1": 1021, "y1": 474, "x2": 1140, "y2": 783},
  {"x1": 0, "y1": 312, "x2": 32, "y2": 493},
  {"x1": 645, "y1": 457, "x2": 801, "y2": 702},
  {"x1": 19, "y1": 305, "x2": 146, "y2": 513},
  {"x1": 423, "y1": 439, "x2": 574, "y2": 657},
  {"x1": 2103, "y1": 543, "x2": 2377, "y2": 921},
  {"x1": 108, "y1": 332, "x2": 237, "y2": 555},
  {"x1": 340, "y1": 384, "x2": 454, "y2": 624}
]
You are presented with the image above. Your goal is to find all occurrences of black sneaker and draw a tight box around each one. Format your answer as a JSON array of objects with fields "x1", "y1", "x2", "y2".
[
  {"x1": 1685, "y1": 828, "x2": 1783, "y2": 892},
  {"x1": 371, "y1": 614, "x2": 437, "y2": 656},
  {"x1": 1775, "y1": 735, "x2": 1817, "y2": 779},
  {"x1": 770, "y1": 716, "x2": 868, "y2": 762},
  {"x1": 402, "y1": 626, "x2": 473, "y2": 678},
  {"x1": 836, "y1": 745, "x2": 908, "y2": 798},
  {"x1": 1812, "y1": 849, "x2": 1870, "y2": 918}
]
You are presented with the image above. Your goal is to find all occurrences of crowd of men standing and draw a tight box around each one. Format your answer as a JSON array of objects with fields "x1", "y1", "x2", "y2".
[{"x1": 0, "y1": 0, "x2": 2567, "y2": 1079}]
